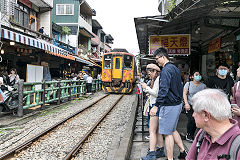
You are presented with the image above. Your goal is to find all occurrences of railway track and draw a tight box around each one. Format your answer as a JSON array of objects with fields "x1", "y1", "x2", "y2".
[{"x1": 0, "y1": 94, "x2": 124, "y2": 160}]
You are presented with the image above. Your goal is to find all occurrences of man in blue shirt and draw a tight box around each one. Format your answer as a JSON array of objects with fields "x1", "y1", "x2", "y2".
[{"x1": 150, "y1": 48, "x2": 187, "y2": 160}]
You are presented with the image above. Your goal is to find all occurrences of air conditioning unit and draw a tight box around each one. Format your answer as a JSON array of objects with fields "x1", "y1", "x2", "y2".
[{"x1": 0, "y1": 0, "x2": 15, "y2": 15}]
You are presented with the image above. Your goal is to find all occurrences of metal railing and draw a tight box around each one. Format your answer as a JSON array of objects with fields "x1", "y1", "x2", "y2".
[{"x1": 17, "y1": 79, "x2": 102, "y2": 117}]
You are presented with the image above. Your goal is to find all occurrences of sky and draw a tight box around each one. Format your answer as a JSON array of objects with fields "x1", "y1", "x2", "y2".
[{"x1": 87, "y1": 0, "x2": 160, "y2": 55}]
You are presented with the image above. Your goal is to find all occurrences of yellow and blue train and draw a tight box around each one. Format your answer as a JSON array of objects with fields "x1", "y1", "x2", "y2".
[{"x1": 101, "y1": 50, "x2": 136, "y2": 93}]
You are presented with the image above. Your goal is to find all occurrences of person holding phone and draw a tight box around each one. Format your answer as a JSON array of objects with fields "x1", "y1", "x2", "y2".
[
  {"x1": 231, "y1": 62, "x2": 240, "y2": 126},
  {"x1": 140, "y1": 63, "x2": 165, "y2": 160}
]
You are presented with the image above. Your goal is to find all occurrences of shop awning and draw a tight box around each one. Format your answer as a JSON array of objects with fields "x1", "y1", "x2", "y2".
[
  {"x1": 87, "y1": 59, "x2": 101, "y2": 67},
  {"x1": 135, "y1": 0, "x2": 240, "y2": 55},
  {"x1": 1, "y1": 28, "x2": 75, "y2": 61},
  {"x1": 75, "y1": 55, "x2": 101, "y2": 68},
  {"x1": 28, "y1": 0, "x2": 52, "y2": 8},
  {"x1": 74, "y1": 56, "x2": 94, "y2": 66},
  {"x1": 79, "y1": 27, "x2": 94, "y2": 38}
]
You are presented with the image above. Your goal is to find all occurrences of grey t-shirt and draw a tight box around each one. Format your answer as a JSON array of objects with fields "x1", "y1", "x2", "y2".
[{"x1": 184, "y1": 81, "x2": 206, "y2": 105}]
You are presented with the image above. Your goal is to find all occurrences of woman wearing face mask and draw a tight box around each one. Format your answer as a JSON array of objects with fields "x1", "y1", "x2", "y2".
[{"x1": 183, "y1": 70, "x2": 206, "y2": 142}]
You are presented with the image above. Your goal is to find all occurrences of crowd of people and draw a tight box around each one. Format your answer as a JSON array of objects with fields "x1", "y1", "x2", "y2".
[
  {"x1": 0, "y1": 68, "x2": 20, "y2": 101},
  {"x1": 68, "y1": 71, "x2": 101, "y2": 94},
  {"x1": 0, "y1": 67, "x2": 101, "y2": 100},
  {"x1": 139, "y1": 47, "x2": 240, "y2": 160}
]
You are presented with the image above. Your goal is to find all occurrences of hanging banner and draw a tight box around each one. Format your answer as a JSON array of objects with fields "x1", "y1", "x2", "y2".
[
  {"x1": 208, "y1": 37, "x2": 221, "y2": 53},
  {"x1": 149, "y1": 34, "x2": 191, "y2": 55}
]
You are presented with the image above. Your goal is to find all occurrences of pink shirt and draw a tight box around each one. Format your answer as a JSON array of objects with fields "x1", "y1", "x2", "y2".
[
  {"x1": 231, "y1": 82, "x2": 240, "y2": 106},
  {"x1": 231, "y1": 82, "x2": 240, "y2": 126},
  {"x1": 186, "y1": 119, "x2": 240, "y2": 160}
]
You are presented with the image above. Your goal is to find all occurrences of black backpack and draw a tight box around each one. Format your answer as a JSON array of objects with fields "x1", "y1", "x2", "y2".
[{"x1": 196, "y1": 130, "x2": 240, "y2": 160}]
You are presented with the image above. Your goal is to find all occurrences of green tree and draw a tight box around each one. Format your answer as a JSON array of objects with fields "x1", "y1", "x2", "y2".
[
  {"x1": 168, "y1": 0, "x2": 177, "y2": 12},
  {"x1": 62, "y1": 26, "x2": 71, "y2": 35}
]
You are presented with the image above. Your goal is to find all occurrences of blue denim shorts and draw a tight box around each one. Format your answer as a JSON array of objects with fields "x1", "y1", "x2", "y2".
[
  {"x1": 158, "y1": 103, "x2": 182, "y2": 135},
  {"x1": 149, "y1": 104, "x2": 159, "y2": 117}
]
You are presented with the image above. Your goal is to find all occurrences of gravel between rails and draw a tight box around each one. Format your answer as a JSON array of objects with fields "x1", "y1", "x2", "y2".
[
  {"x1": 74, "y1": 94, "x2": 136, "y2": 160},
  {"x1": 14, "y1": 94, "x2": 122, "y2": 159},
  {"x1": 0, "y1": 91, "x2": 107, "y2": 154}
]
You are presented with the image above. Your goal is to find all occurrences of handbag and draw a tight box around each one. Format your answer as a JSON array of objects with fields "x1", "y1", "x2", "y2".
[{"x1": 143, "y1": 98, "x2": 149, "y2": 116}]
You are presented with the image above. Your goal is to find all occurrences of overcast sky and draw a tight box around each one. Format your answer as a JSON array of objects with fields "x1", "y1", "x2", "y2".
[{"x1": 87, "y1": 0, "x2": 160, "y2": 55}]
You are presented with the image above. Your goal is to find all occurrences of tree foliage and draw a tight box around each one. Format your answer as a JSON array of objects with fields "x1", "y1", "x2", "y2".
[
  {"x1": 62, "y1": 26, "x2": 71, "y2": 35},
  {"x1": 168, "y1": 0, "x2": 177, "y2": 12}
]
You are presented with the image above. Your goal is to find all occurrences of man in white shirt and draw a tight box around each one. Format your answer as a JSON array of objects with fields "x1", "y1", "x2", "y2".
[{"x1": 86, "y1": 73, "x2": 93, "y2": 94}]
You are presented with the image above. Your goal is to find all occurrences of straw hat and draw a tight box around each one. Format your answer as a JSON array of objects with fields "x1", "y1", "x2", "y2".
[{"x1": 146, "y1": 64, "x2": 160, "y2": 72}]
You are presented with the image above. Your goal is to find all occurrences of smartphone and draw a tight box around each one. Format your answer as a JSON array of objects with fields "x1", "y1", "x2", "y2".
[{"x1": 231, "y1": 104, "x2": 239, "y2": 109}]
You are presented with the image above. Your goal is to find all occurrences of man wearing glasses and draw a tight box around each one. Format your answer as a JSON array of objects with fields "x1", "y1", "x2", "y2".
[{"x1": 150, "y1": 47, "x2": 187, "y2": 160}]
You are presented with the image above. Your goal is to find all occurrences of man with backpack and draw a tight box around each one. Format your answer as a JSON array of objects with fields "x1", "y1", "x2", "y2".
[{"x1": 186, "y1": 89, "x2": 240, "y2": 160}]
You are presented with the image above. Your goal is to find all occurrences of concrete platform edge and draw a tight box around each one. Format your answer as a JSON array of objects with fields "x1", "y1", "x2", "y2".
[{"x1": 113, "y1": 94, "x2": 139, "y2": 160}]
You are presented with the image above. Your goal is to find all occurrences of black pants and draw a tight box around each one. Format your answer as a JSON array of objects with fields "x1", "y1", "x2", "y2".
[
  {"x1": 186, "y1": 108, "x2": 196, "y2": 138},
  {"x1": 86, "y1": 83, "x2": 92, "y2": 93}
]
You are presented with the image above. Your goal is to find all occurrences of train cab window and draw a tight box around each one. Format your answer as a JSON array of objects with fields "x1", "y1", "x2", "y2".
[
  {"x1": 115, "y1": 58, "x2": 120, "y2": 69},
  {"x1": 104, "y1": 55, "x2": 112, "y2": 69},
  {"x1": 124, "y1": 55, "x2": 133, "y2": 69}
]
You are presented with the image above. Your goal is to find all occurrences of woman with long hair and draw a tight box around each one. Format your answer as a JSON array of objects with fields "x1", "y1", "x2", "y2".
[
  {"x1": 140, "y1": 63, "x2": 165, "y2": 160},
  {"x1": 8, "y1": 68, "x2": 20, "y2": 86}
]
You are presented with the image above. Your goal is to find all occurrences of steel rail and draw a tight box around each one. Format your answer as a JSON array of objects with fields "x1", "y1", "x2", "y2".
[
  {"x1": 63, "y1": 94, "x2": 124, "y2": 160},
  {"x1": 0, "y1": 94, "x2": 109, "y2": 160}
]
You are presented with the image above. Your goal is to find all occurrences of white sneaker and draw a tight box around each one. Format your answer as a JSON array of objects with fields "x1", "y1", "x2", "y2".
[
  {"x1": 145, "y1": 136, "x2": 150, "y2": 140},
  {"x1": 185, "y1": 135, "x2": 194, "y2": 143}
]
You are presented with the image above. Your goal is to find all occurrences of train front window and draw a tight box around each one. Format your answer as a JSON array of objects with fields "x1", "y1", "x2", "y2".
[
  {"x1": 104, "y1": 55, "x2": 112, "y2": 69},
  {"x1": 115, "y1": 58, "x2": 120, "y2": 69},
  {"x1": 124, "y1": 55, "x2": 133, "y2": 69}
]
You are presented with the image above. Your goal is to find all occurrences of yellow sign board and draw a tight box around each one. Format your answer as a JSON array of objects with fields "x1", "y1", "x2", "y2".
[
  {"x1": 149, "y1": 34, "x2": 191, "y2": 55},
  {"x1": 208, "y1": 37, "x2": 221, "y2": 53}
]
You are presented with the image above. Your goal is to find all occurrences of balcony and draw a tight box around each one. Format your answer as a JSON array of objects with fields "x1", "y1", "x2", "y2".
[
  {"x1": 8, "y1": 20, "x2": 52, "y2": 42},
  {"x1": 78, "y1": 44, "x2": 89, "y2": 56},
  {"x1": 91, "y1": 33, "x2": 100, "y2": 46},
  {"x1": 53, "y1": 39, "x2": 76, "y2": 54},
  {"x1": 79, "y1": 14, "x2": 92, "y2": 33}
]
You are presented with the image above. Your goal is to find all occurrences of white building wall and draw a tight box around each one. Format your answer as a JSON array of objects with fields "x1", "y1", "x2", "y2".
[
  {"x1": 0, "y1": 12, "x2": 10, "y2": 27},
  {"x1": 42, "y1": 0, "x2": 53, "y2": 7},
  {"x1": 0, "y1": 0, "x2": 13, "y2": 28},
  {"x1": 68, "y1": 35, "x2": 77, "y2": 47},
  {"x1": 39, "y1": 11, "x2": 52, "y2": 36},
  {"x1": 78, "y1": 16, "x2": 92, "y2": 32}
]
